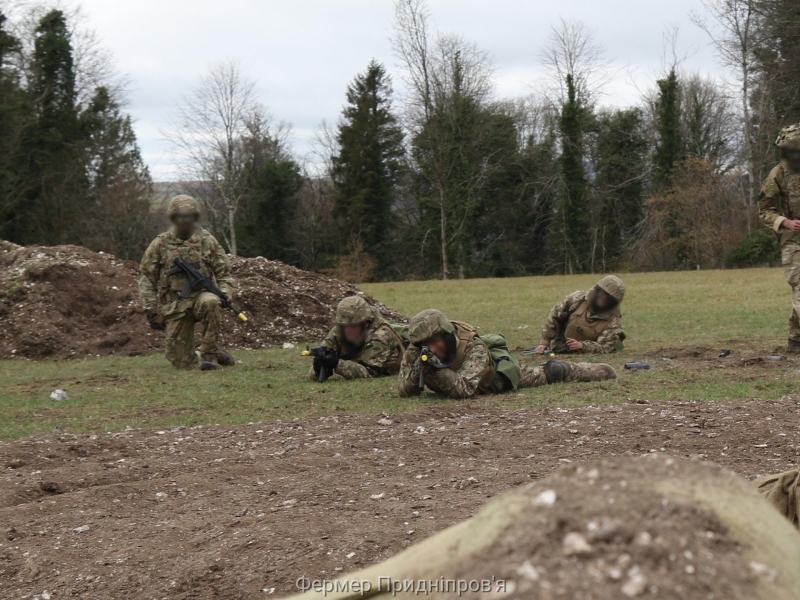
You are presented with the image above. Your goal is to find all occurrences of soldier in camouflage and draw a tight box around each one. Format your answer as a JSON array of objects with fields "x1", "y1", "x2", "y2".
[
  {"x1": 309, "y1": 296, "x2": 406, "y2": 380},
  {"x1": 398, "y1": 309, "x2": 616, "y2": 399},
  {"x1": 534, "y1": 275, "x2": 626, "y2": 355},
  {"x1": 138, "y1": 195, "x2": 236, "y2": 370},
  {"x1": 759, "y1": 124, "x2": 800, "y2": 353}
]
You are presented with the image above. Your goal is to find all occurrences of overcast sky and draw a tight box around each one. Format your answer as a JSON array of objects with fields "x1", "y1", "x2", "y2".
[{"x1": 73, "y1": 0, "x2": 727, "y2": 180}]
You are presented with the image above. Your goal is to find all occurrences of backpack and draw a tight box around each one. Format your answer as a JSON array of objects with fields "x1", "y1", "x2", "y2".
[
  {"x1": 479, "y1": 333, "x2": 522, "y2": 392},
  {"x1": 388, "y1": 323, "x2": 411, "y2": 348}
]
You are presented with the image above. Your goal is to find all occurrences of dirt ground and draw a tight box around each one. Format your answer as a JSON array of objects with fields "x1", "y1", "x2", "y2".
[
  {"x1": 0, "y1": 241, "x2": 402, "y2": 360},
  {"x1": 1, "y1": 395, "x2": 798, "y2": 600}
]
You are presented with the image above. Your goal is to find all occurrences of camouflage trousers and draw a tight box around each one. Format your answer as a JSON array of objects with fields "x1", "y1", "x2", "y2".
[
  {"x1": 164, "y1": 292, "x2": 222, "y2": 368},
  {"x1": 519, "y1": 362, "x2": 616, "y2": 387},
  {"x1": 782, "y1": 242, "x2": 800, "y2": 342}
]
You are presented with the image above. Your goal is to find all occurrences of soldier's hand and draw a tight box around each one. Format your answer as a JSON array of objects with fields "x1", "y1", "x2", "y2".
[
  {"x1": 535, "y1": 345, "x2": 548, "y2": 354},
  {"x1": 146, "y1": 313, "x2": 165, "y2": 331},
  {"x1": 566, "y1": 338, "x2": 584, "y2": 351},
  {"x1": 782, "y1": 219, "x2": 800, "y2": 233}
]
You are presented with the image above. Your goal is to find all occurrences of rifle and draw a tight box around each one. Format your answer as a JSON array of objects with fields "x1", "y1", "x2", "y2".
[
  {"x1": 302, "y1": 346, "x2": 337, "y2": 382},
  {"x1": 166, "y1": 257, "x2": 248, "y2": 322},
  {"x1": 418, "y1": 345, "x2": 433, "y2": 389},
  {"x1": 521, "y1": 348, "x2": 554, "y2": 357}
]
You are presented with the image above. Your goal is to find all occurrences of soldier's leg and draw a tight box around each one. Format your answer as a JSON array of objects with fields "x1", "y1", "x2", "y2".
[
  {"x1": 519, "y1": 365, "x2": 549, "y2": 388},
  {"x1": 538, "y1": 359, "x2": 616, "y2": 384},
  {"x1": 782, "y1": 244, "x2": 800, "y2": 348},
  {"x1": 164, "y1": 313, "x2": 197, "y2": 369},
  {"x1": 568, "y1": 361, "x2": 617, "y2": 382},
  {"x1": 195, "y1": 292, "x2": 223, "y2": 357}
]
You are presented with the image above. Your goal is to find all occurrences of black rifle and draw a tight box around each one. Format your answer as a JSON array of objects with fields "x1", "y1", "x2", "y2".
[
  {"x1": 418, "y1": 345, "x2": 434, "y2": 389},
  {"x1": 166, "y1": 257, "x2": 247, "y2": 322},
  {"x1": 302, "y1": 346, "x2": 337, "y2": 382}
]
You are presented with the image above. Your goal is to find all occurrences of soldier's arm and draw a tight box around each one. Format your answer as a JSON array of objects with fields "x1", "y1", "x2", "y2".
[
  {"x1": 207, "y1": 236, "x2": 235, "y2": 297},
  {"x1": 759, "y1": 167, "x2": 787, "y2": 233},
  {"x1": 138, "y1": 238, "x2": 162, "y2": 313},
  {"x1": 335, "y1": 329, "x2": 397, "y2": 380},
  {"x1": 425, "y1": 342, "x2": 493, "y2": 399},
  {"x1": 539, "y1": 292, "x2": 581, "y2": 347},
  {"x1": 398, "y1": 347, "x2": 422, "y2": 397},
  {"x1": 580, "y1": 317, "x2": 623, "y2": 354}
]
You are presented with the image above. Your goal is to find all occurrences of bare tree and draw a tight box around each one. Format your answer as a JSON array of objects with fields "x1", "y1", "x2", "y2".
[
  {"x1": 164, "y1": 59, "x2": 263, "y2": 255},
  {"x1": 692, "y1": 0, "x2": 763, "y2": 205},
  {"x1": 392, "y1": 0, "x2": 495, "y2": 280},
  {"x1": 540, "y1": 18, "x2": 613, "y2": 108},
  {"x1": 681, "y1": 73, "x2": 740, "y2": 168},
  {"x1": 6, "y1": 1, "x2": 127, "y2": 105}
]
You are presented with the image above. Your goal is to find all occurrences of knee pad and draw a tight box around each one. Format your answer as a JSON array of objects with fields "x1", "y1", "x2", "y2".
[{"x1": 543, "y1": 359, "x2": 571, "y2": 384}]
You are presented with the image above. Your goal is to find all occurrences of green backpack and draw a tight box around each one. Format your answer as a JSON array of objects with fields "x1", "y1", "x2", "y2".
[
  {"x1": 389, "y1": 323, "x2": 411, "y2": 347},
  {"x1": 479, "y1": 333, "x2": 522, "y2": 392}
]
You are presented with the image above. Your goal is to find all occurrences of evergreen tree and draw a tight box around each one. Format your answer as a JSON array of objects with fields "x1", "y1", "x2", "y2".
[
  {"x1": 81, "y1": 86, "x2": 155, "y2": 260},
  {"x1": 12, "y1": 9, "x2": 87, "y2": 246},
  {"x1": 332, "y1": 60, "x2": 404, "y2": 276},
  {"x1": 592, "y1": 108, "x2": 647, "y2": 268},
  {"x1": 237, "y1": 157, "x2": 303, "y2": 263},
  {"x1": 557, "y1": 74, "x2": 589, "y2": 273},
  {"x1": 654, "y1": 68, "x2": 683, "y2": 189},
  {"x1": 0, "y1": 11, "x2": 22, "y2": 238}
]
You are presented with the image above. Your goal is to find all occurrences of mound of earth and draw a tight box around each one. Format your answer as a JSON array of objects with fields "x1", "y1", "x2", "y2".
[{"x1": 0, "y1": 240, "x2": 402, "y2": 359}]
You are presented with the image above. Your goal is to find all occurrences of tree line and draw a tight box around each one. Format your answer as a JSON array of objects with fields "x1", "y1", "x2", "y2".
[
  {"x1": 0, "y1": 4, "x2": 153, "y2": 260},
  {"x1": 0, "y1": 0, "x2": 798, "y2": 279}
]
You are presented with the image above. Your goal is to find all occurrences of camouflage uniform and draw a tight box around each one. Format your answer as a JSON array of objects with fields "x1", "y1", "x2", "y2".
[
  {"x1": 759, "y1": 124, "x2": 800, "y2": 347},
  {"x1": 398, "y1": 310, "x2": 615, "y2": 400},
  {"x1": 309, "y1": 298, "x2": 405, "y2": 380},
  {"x1": 138, "y1": 196, "x2": 234, "y2": 368},
  {"x1": 539, "y1": 276, "x2": 626, "y2": 354}
]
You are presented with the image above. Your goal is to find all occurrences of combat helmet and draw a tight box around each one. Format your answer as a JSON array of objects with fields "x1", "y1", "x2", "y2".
[
  {"x1": 596, "y1": 275, "x2": 626, "y2": 303},
  {"x1": 167, "y1": 195, "x2": 200, "y2": 218},
  {"x1": 409, "y1": 309, "x2": 456, "y2": 346},
  {"x1": 775, "y1": 124, "x2": 800, "y2": 151},
  {"x1": 336, "y1": 296, "x2": 373, "y2": 326}
]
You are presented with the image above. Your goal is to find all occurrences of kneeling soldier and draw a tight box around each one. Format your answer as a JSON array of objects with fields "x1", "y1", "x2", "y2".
[
  {"x1": 138, "y1": 195, "x2": 236, "y2": 371},
  {"x1": 309, "y1": 296, "x2": 406, "y2": 381},
  {"x1": 399, "y1": 309, "x2": 616, "y2": 399}
]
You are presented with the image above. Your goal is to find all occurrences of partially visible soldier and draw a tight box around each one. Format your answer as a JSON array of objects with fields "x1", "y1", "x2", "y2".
[
  {"x1": 139, "y1": 195, "x2": 236, "y2": 371},
  {"x1": 309, "y1": 296, "x2": 406, "y2": 380},
  {"x1": 759, "y1": 124, "x2": 800, "y2": 353},
  {"x1": 534, "y1": 275, "x2": 626, "y2": 355},
  {"x1": 398, "y1": 309, "x2": 616, "y2": 399}
]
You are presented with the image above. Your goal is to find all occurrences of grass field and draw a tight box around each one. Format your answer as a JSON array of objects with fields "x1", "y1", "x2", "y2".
[{"x1": 1, "y1": 268, "x2": 797, "y2": 441}]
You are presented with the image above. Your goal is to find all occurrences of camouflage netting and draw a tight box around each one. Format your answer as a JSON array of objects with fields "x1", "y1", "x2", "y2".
[
  {"x1": 0, "y1": 240, "x2": 403, "y2": 359},
  {"x1": 285, "y1": 455, "x2": 800, "y2": 600}
]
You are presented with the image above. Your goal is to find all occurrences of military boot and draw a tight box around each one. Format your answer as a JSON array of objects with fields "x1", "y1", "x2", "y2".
[
  {"x1": 200, "y1": 353, "x2": 219, "y2": 371},
  {"x1": 217, "y1": 349, "x2": 235, "y2": 367},
  {"x1": 543, "y1": 359, "x2": 572, "y2": 384},
  {"x1": 788, "y1": 340, "x2": 800, "y2": 354}
]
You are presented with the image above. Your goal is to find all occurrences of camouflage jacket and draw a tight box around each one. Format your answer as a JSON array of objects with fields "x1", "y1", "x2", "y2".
[
  {"x1": 759, "y1": 162, "x2": 800, "y2": 246},
  {"x1": 138, "y1": 227, "x2": 234, "y2": 315},
  {"x1": 398, "y1": 325, "x2": 494, "y2": 399},
  {"x1": 539, "y1": 291, "x2": 623, "y2": 354},
  {"x1": 313, "y1": 309, "x2": 405, "y2": 380}
]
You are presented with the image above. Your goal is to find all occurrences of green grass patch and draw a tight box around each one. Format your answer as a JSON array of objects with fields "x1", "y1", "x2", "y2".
[{"x1": 0, "y1": 268, "x2": 796, "y2": 441}]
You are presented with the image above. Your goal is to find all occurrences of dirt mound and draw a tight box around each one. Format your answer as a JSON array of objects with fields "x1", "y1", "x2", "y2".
[{"x1": 0, "y1": 241, "x2": 402, "y2": 359}]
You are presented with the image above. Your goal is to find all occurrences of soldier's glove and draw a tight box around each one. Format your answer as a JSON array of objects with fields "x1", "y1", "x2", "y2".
[
  {"x1": 146, "y1": 313, "x2": 165, "y2": 331},
  {"x1": 313, "y1": 349, "x2": 339, "y2": 376}
]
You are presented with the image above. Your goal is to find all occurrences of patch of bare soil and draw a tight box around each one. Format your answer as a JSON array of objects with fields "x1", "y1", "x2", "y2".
[
  {"x1": 0, "y1": 397, "x2": 798, "y2": 599},
  {"x1": 0, "y1": 241, "x2": 401, "y2": 360}
]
